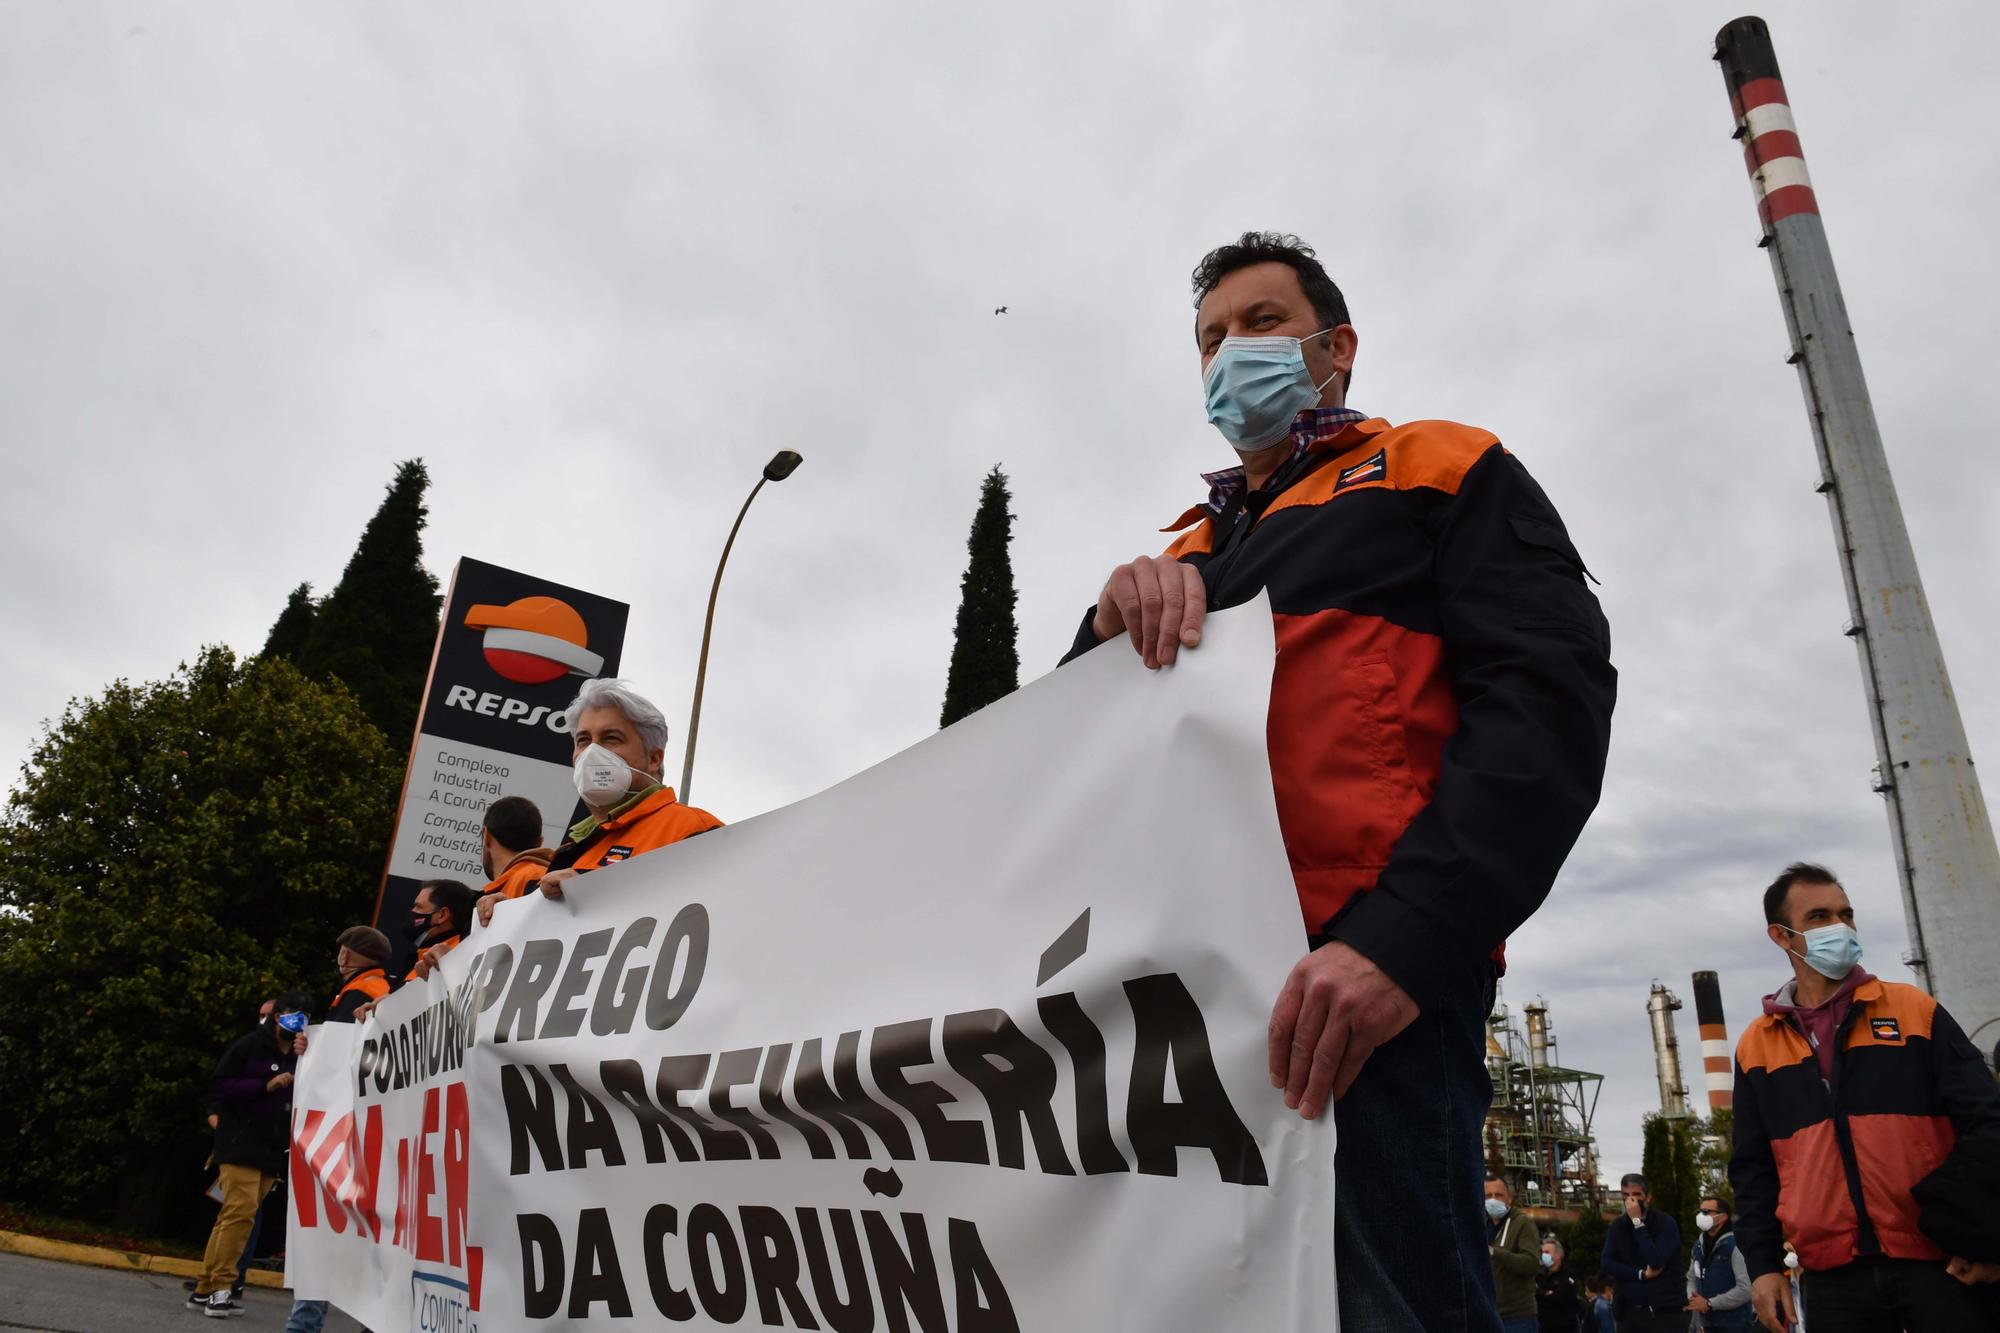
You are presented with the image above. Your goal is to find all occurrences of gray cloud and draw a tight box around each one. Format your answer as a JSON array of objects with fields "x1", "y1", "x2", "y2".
[{"x1": 5, "y1": 1, "x2": 1997, "y2": 1184}]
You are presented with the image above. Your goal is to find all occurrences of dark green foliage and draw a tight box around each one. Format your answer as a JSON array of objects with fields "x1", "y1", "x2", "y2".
[
  {"x1": 1698, "y1": 1107, "x2": 1734, "y2": 1204},
  {"x1": 261, "y1": 582, "x2": 317, "y2": 661},
  {"x1": 1559, "y1": 1203, "x2": 1610, "y2": 1276},
  {"x1": 940, "y1": 467, "x2": 1019, "y2": 728},
  {"x1": 1640, "y1": 1112, "x2": 1705, "y2": 1256},
  {"x1": 294, "y1": 460, "x2": 441, "y2": 746},
  {"x1": 0, "y1": 650, "x2": 400, "y2": 1236}
]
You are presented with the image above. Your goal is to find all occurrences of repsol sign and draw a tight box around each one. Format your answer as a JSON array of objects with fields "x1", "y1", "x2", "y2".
[{"x1": 442, "y1": 684, "x2": 573, "y2": 734}]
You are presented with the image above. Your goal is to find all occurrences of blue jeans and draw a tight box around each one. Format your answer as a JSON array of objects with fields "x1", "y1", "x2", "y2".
[
  {"x1": 1333, "y1": 962, "x2": 1500, "y2": 1333},
  {"x1": 1501, "y1": 1318, "x2": 1539, "y2": 1333},
  {"x1": 284, "y1": 1299, "x2": 328, "y2": 1333}
]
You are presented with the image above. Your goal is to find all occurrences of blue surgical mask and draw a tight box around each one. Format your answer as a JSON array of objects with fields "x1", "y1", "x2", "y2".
[
  {"x1": 1203, "y1": 330, "x2": 1338, "y2": 452},
  {"x1": 1781, "y1": 922, "x2": 1863, "y2": 980},
  {"x1": 1484, "y1": 1197, "x2": 1509, "y2": 1220}
]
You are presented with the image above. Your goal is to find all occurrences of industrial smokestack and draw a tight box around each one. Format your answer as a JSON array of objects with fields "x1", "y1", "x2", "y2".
[
  {"x1": 1647, "y1": 984, "x2": 1691, "y2": 1118},
  {"x1": 1525, "y1": 999, "x2": 1551, "y2": 1071},
  {"x1": 1715, "y1": 19, "x2": 2000, "y2": 1048},
  {"x1": 1691, "y1": 971, "x2": 1733, "y2": 1112}
]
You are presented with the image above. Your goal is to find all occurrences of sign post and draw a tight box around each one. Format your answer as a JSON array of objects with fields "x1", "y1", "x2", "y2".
[{"x1": 373, "y1": 558, "x2": 629, "y2": 944}]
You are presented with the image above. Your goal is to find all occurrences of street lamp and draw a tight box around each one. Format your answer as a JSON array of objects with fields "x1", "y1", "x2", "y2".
[{"x1": 680, "y1": 450, "x2": 802, "y2": 802}]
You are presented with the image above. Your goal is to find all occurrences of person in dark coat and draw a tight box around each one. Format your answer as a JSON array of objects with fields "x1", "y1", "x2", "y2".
[
  {"x1": 1537, "y1": 1235, "x2": 1584, "y2": 1332},
  {"x1": 188, "y1": 990, "x2": 312, "y2": 1316},
  {"x1": 1600, "y1": 1172, "x2": 1682, "y2": 1333}
]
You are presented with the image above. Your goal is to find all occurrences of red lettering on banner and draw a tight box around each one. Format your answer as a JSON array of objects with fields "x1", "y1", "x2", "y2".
[
  {"x1": 393, "y1": 1138, "x2": 412, "y2": 1248},
  {"x1": 444, "y1": 1082, "x2": 470, "y2": 1266},
  {"x1": 308, "y1": 1112, "x2": 355, "y2": 1236},
  {"x1": 467, "y1": 1245, "x2": 484, "y2": 1312},
  {"x1": 290, "y1": 1109, "x2": 326, "y2": 1229},
  {"x1": 415, "y1": 1087, "x2": 445, "y2": 1262},
  {"x1": 347, "y1": 1104, "x2": 385, "y2": 1241}
]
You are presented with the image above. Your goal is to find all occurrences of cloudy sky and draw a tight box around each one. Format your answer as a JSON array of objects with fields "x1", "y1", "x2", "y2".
[{"x1": 5, "y1": 2, "x2": 1997, "y2": 1183}]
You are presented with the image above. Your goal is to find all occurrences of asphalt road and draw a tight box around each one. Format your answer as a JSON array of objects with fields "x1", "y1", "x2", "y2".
[{"x1": 0, "y1": 1253, "x2": 367, "y2": 1332}]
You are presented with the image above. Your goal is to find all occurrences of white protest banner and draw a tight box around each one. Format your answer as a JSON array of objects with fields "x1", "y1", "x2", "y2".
[{"x1": 290, "y1": 593, "x2": 1338, "y2": 1330}]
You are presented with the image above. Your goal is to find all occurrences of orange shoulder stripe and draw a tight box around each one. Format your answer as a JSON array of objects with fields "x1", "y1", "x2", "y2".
[
  {"x1": 1264, "y1": 419, "x2": 1499, "y2": 520},
  {"x1": 1735, "y1": 1014, "x2": 1811, "y2": 1074}
]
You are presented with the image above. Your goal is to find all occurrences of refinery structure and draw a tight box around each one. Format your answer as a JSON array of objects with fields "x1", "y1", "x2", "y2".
[{"x1": 1484, "y1": 992, "x2": 1605, "y2": 1216}]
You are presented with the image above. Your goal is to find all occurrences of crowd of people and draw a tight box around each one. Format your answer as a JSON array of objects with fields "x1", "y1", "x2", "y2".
[
  {"x1": 183, "y1": 679, "x2": 721, "y2": 1319},
  {"x1": 176, "y1": 234, "x2": 1998, "y2": 1331}
]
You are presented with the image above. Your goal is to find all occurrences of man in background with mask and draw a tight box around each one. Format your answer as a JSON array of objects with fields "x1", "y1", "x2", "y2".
[
  {"x1": 540, "y1": 678, "x2": 721, "y2": 901},
  {"x1": 1485, "y1": 1174, "x2": 1543, "y2": 1333},
  {"x1": 328, "y1": 926, "x2": 394, "y2": 1022},
  {"x1": 1685, "y1": 1195, "x2": 1752, "y2": 1330},
  {"x1": 187, "y1": 992, "x2": 312, "y2": 1318},
  {"x1": 1060, "y1": 231, "x2": 1616, "y2": 1329},
  {"x1": 1730, "y1": 862, "x2": 2000, "y2": 1332},
  {"x1": 403, "y1": 878, "x2": 475, "y2": 981}
]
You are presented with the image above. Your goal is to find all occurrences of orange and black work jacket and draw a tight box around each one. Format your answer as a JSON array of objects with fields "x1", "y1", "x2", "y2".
[
  {"x1": 1062, "y1": 413, "x2": 1616, "y2": 1002},
  {"x1": 1729, "y1": 975, "x2": 2000, "y2": 1278},
  {"x1": 328, "y1": 966, "x2": 392, "y2": 1023},
  {"x1": 485, "y1": 847, "x2": 554, "y2": 902},
  {"x1": 549, "y1": 785, "x2": 723, "y2": 876}
]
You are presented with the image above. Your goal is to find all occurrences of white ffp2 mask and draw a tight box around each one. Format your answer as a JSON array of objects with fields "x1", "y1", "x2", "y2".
[{"x1": 573, "y1": 743, "x2": 637, "y2": 807}]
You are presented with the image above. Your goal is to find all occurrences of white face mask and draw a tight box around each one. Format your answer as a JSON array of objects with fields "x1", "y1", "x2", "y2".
[
  {"x1": 573, "y1": 742, "x2": 644, "y2": 808},
  {"x1": 1696, "y1": 1212, "x2": 1716, "y2": 1233}
]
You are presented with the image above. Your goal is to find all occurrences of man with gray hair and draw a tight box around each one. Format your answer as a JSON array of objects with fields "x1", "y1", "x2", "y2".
[{"x1": 539, "y1": 678, "x2": 721, "y2": 900}]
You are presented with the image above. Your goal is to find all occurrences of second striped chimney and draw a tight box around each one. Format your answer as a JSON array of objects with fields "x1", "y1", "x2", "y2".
[{"x1": 1691, "y1": 970, "x2": 1733, "y2": 1112}]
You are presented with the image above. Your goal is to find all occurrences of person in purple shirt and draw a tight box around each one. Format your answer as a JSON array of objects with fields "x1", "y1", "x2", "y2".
[{"x1": 187, "y1": 990, "x2": 312, "y2": 1318}]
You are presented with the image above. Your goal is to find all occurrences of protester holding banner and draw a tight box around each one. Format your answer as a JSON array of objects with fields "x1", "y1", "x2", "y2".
[
  {"x1": 538, "y1": 679, "x2": 721, "y2": 899},
  {"x1": 327, "y1": 926, "x2": 394, "y2": 1021},
  {"x1": 403, "y1": 878, "x2": 475, "y2": 980},
  {"x1": 1063, "y1": 230, "x2": 1616, "y2": 1330},
  {"x1": 187, "y1": 991, "x2": 312, "y2": 1318},
  {"x1": 473, "y1": 794, "x2": 550, "y2": 926}
]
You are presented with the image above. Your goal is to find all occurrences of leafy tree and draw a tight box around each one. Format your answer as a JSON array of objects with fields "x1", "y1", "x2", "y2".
[
  {"x1": 261, "y1": 581, "x2": 317, "y2": 661},
  {"x1": 1559, "y1": 1203, "x2": 1610, "y2": 1277},
  {"x1": 1640, "y1": 1112, "x2": 1704, "y2": 1258},
  {"x1": 940, "y1": 466, "x2": 1019, "y2": 727},
  {"x1": 1697, "y1": 1107, "x2": 1734, "y2": 1207},
  {"x1": 0, "y1": 649, "x2": 400, "y2": 1238},
  {"x1": 295, "y1": 459, "x2": 441, "y2": 746}
]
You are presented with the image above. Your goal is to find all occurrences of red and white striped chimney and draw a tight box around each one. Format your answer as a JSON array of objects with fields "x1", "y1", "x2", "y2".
[{"x1": 1691, "y1": 971, "x2": 1733, "y2": 1112}]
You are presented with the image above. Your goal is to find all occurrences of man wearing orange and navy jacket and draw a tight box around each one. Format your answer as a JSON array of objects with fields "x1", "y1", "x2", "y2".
[
  {"x1": 474, "y1": 795, "x2": 553, "y2": 929},
  {"x1": 538, "y1": 678, "x2": 721, "y2": 903},
  {"x1": 327, "y1": 925, "x2": 394, "y2": 1022},
  {"x1": 1061, "y1": 231, "x2": 1616, "y2": 1333},
  {"x1": 1730, "y1": 862, "x2": 2000, "y2": 1333}
]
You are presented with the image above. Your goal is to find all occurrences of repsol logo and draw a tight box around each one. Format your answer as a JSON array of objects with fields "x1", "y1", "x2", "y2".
[{"x1": 443, "y1": 685, "x2": 572, "y2": 733}]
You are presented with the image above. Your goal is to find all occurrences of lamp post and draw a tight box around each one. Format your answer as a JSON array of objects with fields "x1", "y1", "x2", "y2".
[{"x1": 680, "y1": 450, "x2": 802, "y2": 802}]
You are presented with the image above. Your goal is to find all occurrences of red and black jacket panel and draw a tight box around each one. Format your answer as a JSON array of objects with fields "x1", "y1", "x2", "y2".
[
  {"x1": 1064, "y1": 417, "x2": 1616, "y2": 1002},
  {"x1": 1729, "y1": 979, "x2": 2000, "y2": 1278}
]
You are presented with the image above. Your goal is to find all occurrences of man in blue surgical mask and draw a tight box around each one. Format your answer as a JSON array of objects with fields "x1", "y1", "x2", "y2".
[
  {"x1": 1058, "y1": 231, "x2": 1618, "y2": 1332},
  {"x1": 1729, "y1": 862, "x2": 2000, "y2": 1333}
]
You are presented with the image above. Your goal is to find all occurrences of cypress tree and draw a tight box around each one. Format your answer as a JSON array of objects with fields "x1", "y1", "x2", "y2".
[
  {"x1": 940, "y1": 466, "x2": 1020, "y2": 728},
  {"x1": 261, "y1": 582, "x2": 317, "y2": 661},
  {"x1": 296, "y1": 460, "x2": 442, "y2": 746}
]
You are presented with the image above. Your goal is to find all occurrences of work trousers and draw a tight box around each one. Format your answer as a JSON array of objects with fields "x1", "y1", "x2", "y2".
[
  {"x1": 1333, "y1": 962, "x2": 1501, "y2": 1332},
  {"x1": 199, "y1": 1164, "x2": 275, "y2": 1296},
  {"x1": 1801, "y1": 1257, "x2": 2000, "y2": 1333}
]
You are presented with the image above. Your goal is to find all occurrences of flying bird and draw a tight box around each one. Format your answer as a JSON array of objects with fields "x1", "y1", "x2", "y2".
[{"x1": 994, "y1": 306, "x2": 1008, "y2": 315}]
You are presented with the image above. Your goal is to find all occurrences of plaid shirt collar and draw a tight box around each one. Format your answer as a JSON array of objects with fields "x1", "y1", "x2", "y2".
[{"x1": 1199, "y1": 406, "x2": 1369, "y2": 516}]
